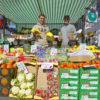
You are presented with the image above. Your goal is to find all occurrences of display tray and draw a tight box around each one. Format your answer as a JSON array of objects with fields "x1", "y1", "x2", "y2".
[{"x1": 9, "y1": 94, "x2": 33, "y2": 98}]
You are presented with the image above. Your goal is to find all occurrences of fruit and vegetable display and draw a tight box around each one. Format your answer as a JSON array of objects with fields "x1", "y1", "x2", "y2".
[
  {"x1": 9, "y1": 71, "x2": 35, "y2": 98},
  {"x1": 1, "y1": 35, "x2": 100, "y2": 100}
]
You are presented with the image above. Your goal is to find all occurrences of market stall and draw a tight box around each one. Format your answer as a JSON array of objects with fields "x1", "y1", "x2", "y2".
[{"x1": 0, "y1": 0, "x2": 100, "y2": 100}]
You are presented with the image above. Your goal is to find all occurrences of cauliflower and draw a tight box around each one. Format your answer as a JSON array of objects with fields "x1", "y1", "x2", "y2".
[
  {"x1": 11, "y1": 79, "x2": 18, "y2": 86},
  {"x1": 27, "y1": 82, "x2": 34, "y2": 88},
  {"x1": 26, "y1": 73, "x2": 34, "y2": 81},
  {"x1": 25, "y1": 89, "x2": 33, "y2": 96},
  {"x1": 20, "y1": 82, "x2": 27, "y2": 89},
  {"x1": 17, "y1": 72, "x2": 25, "y2": 82},
  {"x1": 11, "y1": 86, "x2": 20, "y2": 95},
  {"x1": 18, "y1": 89, "x2": 26, "y2": 97}
]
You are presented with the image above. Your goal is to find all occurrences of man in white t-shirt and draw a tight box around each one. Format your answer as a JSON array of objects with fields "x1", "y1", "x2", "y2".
[{"x1": 60, "y1": 15, "x2": 76, "y2": 47}]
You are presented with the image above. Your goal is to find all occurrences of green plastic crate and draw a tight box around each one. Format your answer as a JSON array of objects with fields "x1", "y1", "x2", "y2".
[
  {"x1": 60, "y1": 82, "x2": 78, "y2": 91},
  {"x1": 59, "y1": 68, "x2": 79, "y2": 82},
  {"x1": 60, "y1": 92, "x2": 78, "y2": 100}
]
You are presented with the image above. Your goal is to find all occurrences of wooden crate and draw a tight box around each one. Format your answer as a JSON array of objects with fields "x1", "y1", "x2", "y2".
[
  {"x1": 9, "y1": 62, "x2": 38, "y2": 99},
  {"x1": 34, "y1": 64, "x2": 59, "y2": 100}
]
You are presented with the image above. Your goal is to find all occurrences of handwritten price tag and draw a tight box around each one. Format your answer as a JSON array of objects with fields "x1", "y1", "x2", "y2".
[
  {"x1": 41, "y1": 62, "x2": 53, "y2": 69},
  {"x1": 17, "y1": 62, "x2": 29, "y2": 73},
  {"x1": 50, "y1": 48, "x2": 57, "y2": 56},
  {"x1": 80, "y1": 43, "x2": 86, "y2": 50},
  {"x1": 31, "y1": 45, "x2": 37, "y2": 53}
]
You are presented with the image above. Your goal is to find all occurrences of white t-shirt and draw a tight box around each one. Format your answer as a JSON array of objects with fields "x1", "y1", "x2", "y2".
[{"x1": 60, "y1": 24, "x2": 76, "y2": 47}]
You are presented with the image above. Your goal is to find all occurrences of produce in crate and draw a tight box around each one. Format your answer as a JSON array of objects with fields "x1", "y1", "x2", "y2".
[
  {"x1": 0, "y1": 59, "x2": 16, "y2": 68},
  {"x1": 35, "y1": 67, "x2": 59, "y2": 99},
  {"x1": 10, "y1": 71, "x2": 35, "y2": 98},
  {"x1": 47, "y1": 67, "x2": 59, "y2": 99}
]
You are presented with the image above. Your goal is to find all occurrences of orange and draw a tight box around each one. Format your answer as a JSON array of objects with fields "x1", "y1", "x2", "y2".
[
  {"x1": 9, "y1": 59, "x2": 15, "y2": 64},
  {"x1": 1, "y1": 88, "x2": 9, "y2": 95},
  {"x1": 7, "y1": 63, "x2": 12, "y2": 68},
  {"x1": 1, "y1": 78, "x2": 8, "y2": 86},
  {"x1": 12, "y1": 63, "x2": 16, "y2": 68},
  {"x1": 1, "y1": 63, "x2": 7, "y2": 68},
  {"x1": 1, "y1": 68, "x2": 8, "y2": 76}
]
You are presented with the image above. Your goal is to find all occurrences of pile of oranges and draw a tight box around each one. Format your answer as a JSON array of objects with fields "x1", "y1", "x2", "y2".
[
  {"x1": 0, "y1": 59, "x2": 16, "y2": 68},
  {"x1": 60, "y1": 60, "x2": 100, "y2": 68}
]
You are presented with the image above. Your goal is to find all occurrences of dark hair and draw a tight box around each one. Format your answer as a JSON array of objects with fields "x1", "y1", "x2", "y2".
[
  {"x1": 38, "y1": 14, "x2": 46, "y2": 18},
  {"x1": 63, "y1": 15, "x2": 70, "y2": 20}
]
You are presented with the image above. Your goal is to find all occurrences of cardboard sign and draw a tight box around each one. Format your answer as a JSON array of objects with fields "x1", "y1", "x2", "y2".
[
  {"x1": 31, "y1": 45, "x2": 37, "y2": 53},
  {"x1": 17, "y1": 62, "x2": 29, "y2": 73},
  {"x1": 41, "y1": 62, "x2": 53, "y2": 69},
  {"x1": 3, "y1": 44, "x2": 9, "y2": 53}
]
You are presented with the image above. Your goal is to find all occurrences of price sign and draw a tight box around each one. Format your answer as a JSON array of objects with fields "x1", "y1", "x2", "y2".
[
  {"x1": 41, "y1": 62, "x2": 53, "y2": 69},
  {"x1": 3, "y1": 44, "x2": 9, "y2": 53},
  {"x1": 80, "y1": 43, "x2": 86, "y2": 50},
  {"x1": 17, "y1": 62, "x2": 29, "y2": 73},
  {"x1": 31, "y1": 45, "x2": 37, "y2": 53},
  {"x1": 50, "y1": 48, "x2": 57, "y2": 56}
]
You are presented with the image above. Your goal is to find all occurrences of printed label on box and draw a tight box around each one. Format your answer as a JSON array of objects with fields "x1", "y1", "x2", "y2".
[
  {"x1": 70, "y1": 70, "x2": 78, "y2": 73},
  {"x1": 69, "y1": 91, "x2": 78, "y2": 95},
  {"x1": 90, "y1": 81, "x2": 98, "y2": 85},
  {"x1": 61, "y1": 83, "x2": 68, "y2": 89},
  {"x1": 89, "y1": 92, "x2": 97, "y2": 96},
  {"x1": 61, "y1": 94, "x2": 68, "y2": 99},
  {"x1": 61, "y1": 73, "x2": 69, "y2": 78},
  {"x1": 69, "y1": 81, "x2": 78, "y2": 84},
  {"x1": 90, "y1": 70, "x2": 98, "y2": 74}
]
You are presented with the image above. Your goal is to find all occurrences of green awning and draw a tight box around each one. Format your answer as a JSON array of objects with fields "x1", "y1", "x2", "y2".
[{"x1": 0, "y1": 0, "x2": 95, "y2": 23}]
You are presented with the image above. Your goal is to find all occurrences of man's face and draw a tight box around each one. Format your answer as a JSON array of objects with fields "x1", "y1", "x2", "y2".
[
  {"x1": 38, "y1": 16, "x2": 45, "y2": 25},
  {"x1": 64, "y1": 19, "x2": 69, "y2": 25}
]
